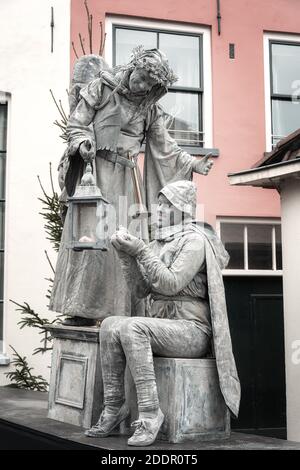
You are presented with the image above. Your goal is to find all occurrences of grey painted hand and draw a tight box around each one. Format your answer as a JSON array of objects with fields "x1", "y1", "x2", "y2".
[
  {"x1": 111, "y1": 231, "x2": 146, "y2": 257},
  {"x1": 79, "y1": 139, "x2": 95, "y2": 162},
  {"x1": 192, "y1": 153, "x2": 214, "y2": 176}
]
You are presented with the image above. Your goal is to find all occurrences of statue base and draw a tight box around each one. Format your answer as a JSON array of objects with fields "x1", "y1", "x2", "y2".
[
  {"x1": 46, "y1": 324, "x2": 102, "y2": 429},
  {"x1": 124, "y1": 357, "x2": 230, "y2": 443},
  {"x1": 46, "y1": 325, "x2": 230, "y2": 442}
]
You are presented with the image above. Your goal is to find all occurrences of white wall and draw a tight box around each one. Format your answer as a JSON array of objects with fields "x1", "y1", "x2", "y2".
[
  {"x1": 0, "y1": 0, "x2": 70, "y2": 385},
  {"x1": 281, "y1": 177, "x2": 300, "y2": 442}
]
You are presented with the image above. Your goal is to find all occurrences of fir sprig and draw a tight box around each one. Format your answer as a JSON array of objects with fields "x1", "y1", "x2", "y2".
[
  {"x1": 37, "y1": 163, "x2": 63, "y2": 252},
  {"x1": 5, "y1": 346, "x2": 48, "y2": 392}
]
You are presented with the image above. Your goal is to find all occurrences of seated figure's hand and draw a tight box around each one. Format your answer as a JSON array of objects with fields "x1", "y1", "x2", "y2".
[
  {"x1": 79, "y1": 139, "x2": 95, "y2": 162},
  {"x1": 111, "y1": 229, "x2": 146, "y2": 257},
  {"x1": 192, "y1": 153, "x2": 213, "y2": 176}
]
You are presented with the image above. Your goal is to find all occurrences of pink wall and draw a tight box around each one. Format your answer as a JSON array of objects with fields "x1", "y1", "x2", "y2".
[{"x1": 71, "y1": 0, "x2": 300, "y2": 226}]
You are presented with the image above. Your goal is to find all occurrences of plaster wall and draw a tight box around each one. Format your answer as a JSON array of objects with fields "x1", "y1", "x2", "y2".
[
  {"x1": 0, "y1": 0, "x2": 70, "y2": 385},
  {"x1": 70, "y1": 0, "x2": 300, "y2": 225}
]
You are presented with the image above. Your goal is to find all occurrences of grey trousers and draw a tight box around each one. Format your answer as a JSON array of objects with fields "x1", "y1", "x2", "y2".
[{"x1": 100, "y1": 315, "x2": 210, "y2": 412}]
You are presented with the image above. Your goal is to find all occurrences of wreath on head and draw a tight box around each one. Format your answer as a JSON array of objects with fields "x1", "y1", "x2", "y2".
[{"x1": 128, "y1": 45, "x2": 178, "y2": 87}]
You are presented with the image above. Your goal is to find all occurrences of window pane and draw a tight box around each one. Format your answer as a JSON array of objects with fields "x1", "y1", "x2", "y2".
[
  {"x1": 271, "y1": 43, "x2": 300, "y2": 95},
  {"x1": 115, "y1": 28, "x2": 157, "y2": 65},
  {"x1": 248, "y1": 225, "x2": 272, "y2": 270},
  {"x1": 275, "y1": 225, "x2": 282, "y2": 270},
  {"x1": 159, "y1": 33, "x2": 200, "y2": 88},
  {"x1": 220, "y1": 223, "x2": 244, "y2": 269},
  {"x1": 159, "y1": 91, "x2": 202, "y2": 146},
  {"x1": 0, "y1": 104, "x2": 7, "y2": 151},
  {"x1": 272, "y1": 99, "x2": 300, "y2": 143}
]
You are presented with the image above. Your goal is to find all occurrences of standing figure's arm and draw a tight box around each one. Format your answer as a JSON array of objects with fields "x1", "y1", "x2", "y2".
[{"x1": 145, "y1": 105, "x2": 213, "y2": 184}]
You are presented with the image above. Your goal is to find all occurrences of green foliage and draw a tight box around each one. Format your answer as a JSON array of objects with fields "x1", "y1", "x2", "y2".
[
  {"x1": 6, "y1": 166, "x2": 64, "y2": 390},
  {"x1": 38, "y1": 163, "x2": 63, "y2": 252},
  {"x1": 9, "y1": 299, "x2": 62, "y2": 356},
  {"x1": 5, "y1": 346, "x2": 48, "y2": 392}
]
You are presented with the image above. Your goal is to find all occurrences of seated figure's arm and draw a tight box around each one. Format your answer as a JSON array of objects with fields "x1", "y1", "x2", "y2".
[
  {"x1": 117, "y1": 251, "x2": 151, "y2": 299},
  {"x1": 136, "y1": 236, "x2": 205, "y2": 296}
]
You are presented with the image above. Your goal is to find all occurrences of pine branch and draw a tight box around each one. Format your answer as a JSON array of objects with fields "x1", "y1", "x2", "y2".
[
  {"x1": 37, "y1": 165, "x2": 63, "y2": 252},
  {"x1": 5, "y1": 346, "x2": 48, "y2": 391},
  {"x1": 10, "y1": 300, "x2": 49, "y2": 330}
]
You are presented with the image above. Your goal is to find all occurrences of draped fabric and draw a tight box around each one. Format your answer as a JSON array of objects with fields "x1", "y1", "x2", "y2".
[{"x1": 49, "y1": 71, "x2": 197, "y2": 319}]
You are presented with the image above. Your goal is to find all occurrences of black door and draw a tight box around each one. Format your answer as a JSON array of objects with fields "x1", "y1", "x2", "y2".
[{"x1": 224, "y1": 276, "x2": 286, "y2": 439}]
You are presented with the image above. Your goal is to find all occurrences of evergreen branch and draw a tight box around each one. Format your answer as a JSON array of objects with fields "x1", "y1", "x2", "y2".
[
  {"x1": 5, "y1": 346, "x2": 48, "y2": 391},
  {"x1": 10, "y1": 300, "x2": 50, "y2": 330},
  {"x1": 37, "y1": 166, "x2": 63, "y2": 252}
]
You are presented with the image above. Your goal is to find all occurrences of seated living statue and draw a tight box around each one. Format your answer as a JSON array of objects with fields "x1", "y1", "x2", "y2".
[{"x1": 85, "y1": 180, "x2": 241, "y2": 447}]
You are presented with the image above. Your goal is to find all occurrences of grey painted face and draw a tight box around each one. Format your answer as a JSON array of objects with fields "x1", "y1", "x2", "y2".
[
  {"x1": 157, "y1": 194, "x2": 183, "y2": 228},
  {"x1": 128, "y1": 67, "x2": 158, "y2": 95}
]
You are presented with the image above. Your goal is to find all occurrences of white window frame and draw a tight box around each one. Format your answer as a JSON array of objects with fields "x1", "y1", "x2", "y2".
[
  {"x1": 264, "y1": 32, "x2": 300, "y2": 152},
  {"x1": 216, "y1": 217, "x2": 282, "y2": 277},
  {"x1": 105, "y1": 15, "x2": 213, "y2": 149},
  {"x1": 0, "y1": 91, "x2": 10, "y2": 364}
]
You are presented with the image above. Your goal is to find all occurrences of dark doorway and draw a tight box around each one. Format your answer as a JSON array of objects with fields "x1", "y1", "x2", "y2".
[{"x1": 224, "y1": 276, "x2": 286, "y2": 439}]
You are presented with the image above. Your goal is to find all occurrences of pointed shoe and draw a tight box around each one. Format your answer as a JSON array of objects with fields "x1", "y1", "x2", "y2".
[
  {"x1": 127, "y1": 408, "x2": 164, "y2": 447},
  {"x1": 85, "y1": 404, "x2": 129, "y2": 438}
]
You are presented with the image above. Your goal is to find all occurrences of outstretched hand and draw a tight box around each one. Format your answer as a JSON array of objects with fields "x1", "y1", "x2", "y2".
[
  {"x1": 111, "y1": 228, "x2": 146, "y2": 256},
  {"x1": 192, "y1": 153, "x2": 214, "y2": 176}
]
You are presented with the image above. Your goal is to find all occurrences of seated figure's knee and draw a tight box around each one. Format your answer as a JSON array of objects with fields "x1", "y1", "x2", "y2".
[
  {"x1": 119, "y1": 318, "x2": 147, "y2": 345},
  {"x1": 100, "y1": 316, "x2": 125, "y2": 340}
]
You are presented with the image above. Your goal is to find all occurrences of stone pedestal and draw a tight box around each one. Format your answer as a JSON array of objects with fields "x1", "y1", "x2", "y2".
[
  {"x1": 125, "y1": 357, "x2": 230, "y2": 443},
  {"x1": 47, "y1": 325, "x2": 102, "y2": 429}
]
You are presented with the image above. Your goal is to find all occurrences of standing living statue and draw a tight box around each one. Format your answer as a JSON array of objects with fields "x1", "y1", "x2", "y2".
[
  {"x1": 49, "y1": 46, "x2": 213, "y2": 326},
  {"x1": 85, "y1": 180, "x2": 241, "y2": 446}
]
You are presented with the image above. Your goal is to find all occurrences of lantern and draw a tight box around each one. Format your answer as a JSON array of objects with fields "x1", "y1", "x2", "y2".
[{"x1": 67, "y1": 162, "x2": 109, "y2": 251}]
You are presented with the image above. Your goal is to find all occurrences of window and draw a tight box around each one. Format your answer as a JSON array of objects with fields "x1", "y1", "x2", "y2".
[
  {"x1": 109, "y1": 18, "x2": 212, "y2": 151},
  {"x1": 217, "y1": 219, "x2": 282, "y2": 275},
  {"x1": 269, "y1": 40, "x2": 300, "y2": 148},
  {"x1": 0, "y1": 101, "x2": 6, "y2": 346}
]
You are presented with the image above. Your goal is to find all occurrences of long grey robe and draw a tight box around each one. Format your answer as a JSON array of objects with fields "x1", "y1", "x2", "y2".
[{"x1": 49, "y1": 72, "x2": 197, "y2": 319}]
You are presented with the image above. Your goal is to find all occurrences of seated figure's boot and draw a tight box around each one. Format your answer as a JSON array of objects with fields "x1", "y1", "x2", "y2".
[
  {"x1": 127, "y1": 408, "x2": 164, "y2": 447},
  {"x1": 62, "y1": 316, "x2": 97, "y2": 327},
  {"x1": 85, "y1": 404, "x2": 129, "y2": 438}
]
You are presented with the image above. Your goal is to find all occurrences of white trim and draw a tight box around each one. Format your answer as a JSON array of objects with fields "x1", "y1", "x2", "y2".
[
  {"x1": 217, "y1": 216, "x2": 281, "y2": 226},
  {"x1": 0, "y1": 92, "x2": 10, "y2": 356},
  {"x1": 244, "y1": 224, "x2": 248, "y2": 270},
  {"x1": 223, "y1": 269, "x2": 282, "y2": 277},
  {"x1": 272, "y1": 225, "x2": 276, "y2": 271},
  {"x1": 264, "y1": 32, "x2": 300, "y2": 152},
  {"x1": 228, "y1": 159, "x2": 300, "y2": 186},
  {"x1": 105, "y1": 15, "x2": 213, "y2": 148}
]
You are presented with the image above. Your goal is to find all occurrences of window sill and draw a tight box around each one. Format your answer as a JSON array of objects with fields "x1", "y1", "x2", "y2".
[
  {"x1": 140, "y1": 143, "x2": 219, "y2": 157},
  {"x1": 222, "y1": 269, "x2": 283, "y2": 276},
  {"x1": 181, "y1": 147, "x2": 219, "y2": 157},
  {"x1": 0, "y1": 353, "x2": 10, "y2": 366}
]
